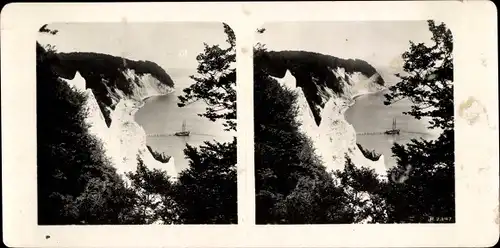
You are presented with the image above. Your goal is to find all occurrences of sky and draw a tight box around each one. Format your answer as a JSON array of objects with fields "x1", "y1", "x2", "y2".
[
  {"x1": 37, "y1": 22, "x2": 230, "y2": 76},
  {"x1": 256, "y1": 21, "x2": 435, "y2": 83},
  {"x1": 37, "y1": 21, "x2": 436, "y2": 83}
]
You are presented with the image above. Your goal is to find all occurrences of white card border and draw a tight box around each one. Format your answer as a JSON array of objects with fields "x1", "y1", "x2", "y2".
[{"x1": 1, "y1": 1, "x2": 498, "y2": 247}]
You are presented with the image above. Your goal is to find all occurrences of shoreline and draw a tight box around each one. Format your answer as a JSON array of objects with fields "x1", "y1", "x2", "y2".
[
  {"x1": 343, "y1": 87, "x2": 389, "y2": 170},
  {"x1": 343, "y1": 86, "x2": 441, "y2": 170},
  {"x1": 130, "y1": 88, "x2": 176, "y2": 117},
  {"x1": 351, "y1": 87, "x2": 388, "y2": 103},
  {"x1": 122, "y1": 87, "x2": 179, "y2": 178},
  {"x1": 342, "y1": 87, "x2": 388, "y2": 116}
]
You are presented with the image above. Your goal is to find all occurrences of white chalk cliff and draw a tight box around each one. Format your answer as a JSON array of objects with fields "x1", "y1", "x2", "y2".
[
  {"x1": 63, "y1": 69, "x2": 178, "y2": 182},
  {"x1": 271, "y1": 69, "x2": 387, "y2": 179}
]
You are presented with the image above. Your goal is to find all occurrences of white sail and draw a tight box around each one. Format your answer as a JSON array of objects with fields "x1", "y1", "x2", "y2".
[{"x1": 175, "y1": 120, "x2": 190, "y2": 136}]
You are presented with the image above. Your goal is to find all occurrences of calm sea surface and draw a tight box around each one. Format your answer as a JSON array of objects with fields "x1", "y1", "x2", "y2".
[
  {"x1": 344, "y1": 89, "x2": 440, "y2": 169},
  {"x1": 134, "y1": 69, "x2": 235, "y2": 173},
  {"x1": 136, "y1": 73, "x2": 439, "y2": 172}
]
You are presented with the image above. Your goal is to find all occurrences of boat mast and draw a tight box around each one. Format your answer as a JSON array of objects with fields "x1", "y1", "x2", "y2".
[{"x1": 182, "y1": 120, "x2": 186, "y2": 132}]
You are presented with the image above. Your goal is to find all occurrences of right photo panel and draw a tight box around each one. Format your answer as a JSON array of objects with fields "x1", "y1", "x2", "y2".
[{"x1": 253, "y1": 21, "x2": 454, "y2": 224}]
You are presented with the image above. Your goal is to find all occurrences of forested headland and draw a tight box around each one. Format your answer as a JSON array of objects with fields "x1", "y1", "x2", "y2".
[
  {"x1": 253, "y1": 20, "x2": 454, "y2": 224},
  {"x1": 37, "y1": 23, "x2": 237, "y2": 225},
  {"x1": 36, "y1": 20, "x2": 454, "y2": 225}
]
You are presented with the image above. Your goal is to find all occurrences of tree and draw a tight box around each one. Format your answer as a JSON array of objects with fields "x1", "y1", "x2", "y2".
[
  {"x1": 171, "y1": 23, "x2": 237, "y2": 224},
  {"x1": 275, "y1": 172, "x2": 356, "y2": 224},
  {"x1": 333, "y1": 156, "x2": 389, "y2": 223},
  {"x1": 37, "y1": 43, "x2": 135, "y2": 224},
  {"x1": 172, "y1": 138, "x2": 237, "y2": 224},
  {"x1": 383, "y1": 20, "x2": 454, "y2": 223},
  {"x1": 253, "y1": 29, "x2": 364, "y2": 224},
  {"x1": 37, "y1": 26, "x2": 138, "y2": 224},
  {"x1": 177, "y1": 23, "x2": 236, "y2": 131},
  {"x1": 72, "y1": 172, "x2": 139, "y2": 224},
  {"x1": 125, "y1": 157, "x2": 177, "y2": 224},
  {"x1": 254, "y1": 60, "x2": 372, "y2": 224},
  {"x1": 384, "y1": 20, "x2": 453, "y2": 131}
]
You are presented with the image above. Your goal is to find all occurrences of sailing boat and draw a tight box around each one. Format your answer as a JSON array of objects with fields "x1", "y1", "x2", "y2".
[
  {"x1": 174, "y1": 120, "x2": 190, "y2": 137},
  {"x1": 384, "y1": 117, "x2": 401, "y2": 135}
]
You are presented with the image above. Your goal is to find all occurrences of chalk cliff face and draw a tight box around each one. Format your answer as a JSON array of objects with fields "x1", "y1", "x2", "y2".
[
  {"x1": 51, "y1": 51, "x2": 175, "y2": 127},
  {"x1": 61, "y1": 67, "x2": 177, "y2": 181},
  {"x1": 262, "y1": 50, "x2": 387, "y2": 178}
]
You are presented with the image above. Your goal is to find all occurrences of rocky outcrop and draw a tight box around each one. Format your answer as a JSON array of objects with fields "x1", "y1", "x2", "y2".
[
  {"x1": 256, "y1": 50, "x2": 386, "y2": 126},
  {"x1": 52, "y1": 51, "x2": 175, "y2": 127},
  {"x1": 63, "y1": 69, "x2": 178, "y2": 181},
  {"x1": 273, "y1": 68, "x2": 390, "y2": 223},
  {"x1": 266, "y1": 51, "x2": 388, "y2": 179}
]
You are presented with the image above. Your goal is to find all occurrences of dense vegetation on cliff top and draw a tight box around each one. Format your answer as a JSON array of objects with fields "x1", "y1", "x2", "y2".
[
  {"x1": 254, "y1": 64, "x2": 373, "y2": 223},
  {"x1": 37, "y1": 20, "x2": 453, "y2": 224},
  {"x1": 175, "y1": 23, "x2": 238, "y2": 223},
  {"x1": 122, "y1": 23, "x2": 239, "y2": 224},
  {"x1": 45, "y1": 50, "x2": 174, "y2": 126},
  {"x1": 253, "y1": 38, "x2": 387, "y2": 224},
  {"x1": 37, "y1": 42, "x2": 140, "y2": 224},
  {"x1": 383, "y1": 20, "x2": 454, "y2": 223},
  {"x1": 255, "y1": 50, "x2": 385, "y2": 125},
  {"x1": 37, "y1": 23, "x2": 237, "y2": 225},
  {"x1": 257, "y1": 50, "x2": 383, "y2": 81},
  {"x1": 55, "y1": 52, "x2": 174, "y2": 87},
  {"x1": 254, "y1": 20, "x2": 454, "y2": 224}
]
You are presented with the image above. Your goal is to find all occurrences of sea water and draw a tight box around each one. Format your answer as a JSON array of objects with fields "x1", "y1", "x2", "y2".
[
  {"x1": 134, "y1": 69, "x2": 235, "y2": 173},
  {"x1": 344, "y1": 89, "x2": 440, "y2": 169}
]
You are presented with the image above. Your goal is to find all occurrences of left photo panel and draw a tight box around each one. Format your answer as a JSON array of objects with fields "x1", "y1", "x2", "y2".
[{"x1": 36, "y1": 22, "x2": 237, "y2": 225}]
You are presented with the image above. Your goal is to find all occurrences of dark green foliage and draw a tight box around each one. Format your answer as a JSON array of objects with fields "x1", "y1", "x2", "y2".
[
  {"x1": 274, "y1": 174, "x2": 356, "y2": 224},
  {"x1": 357, "y1": 143, "x2": 382, "y2": 161},
  {"x1": 254, "y1": 69, "x2": 323, "y2": 194},
  {"x1": 252, "y1": 21, "x2": 455, "y2": 224},
  {"x1": 49, "y1": 51, "x2": 174, "y2": 126},
  {"x1": 126, "y1": 139, "x2": 238, "y2": 225},
  {"x1": 333, "y1": 156, "x2": 389, "y2": 223},
  {"x1": 254, "y1": 56, "x2": 359, "y2": 224},
  {"x1": 255, "y1": 49, "x2": 385, "y2": 126},
  {"x1": 383, "y1": 20, "x2": 455, "y2": 223},
  {"x1": 172, "y1": 138, "x2": 238, "y2": 224},
  {"x1": 178, "y1": 23, "x2": 236, "y2": 131},
  {"x1": 331, "y1": 20, "x2": 455, "y2": 223},
  {"x1": 39, "y1": 24, "x2": 58, "y2": 35},
  {"x1": 125, "y1": 157, "x2": 177, "y2": 224},
  {"x1": 166, "y1": 23, "x2": 237, "y2": 224},
  {"x1": 37, "y1": 42, "x2": 137, "y2": 224},
  {"x1": 384, "y1": 20, "x2": 453, "y2": 131},
  {"x1": 384, "y1": 129, "x2": 455, "y2": 223},
  {"x1": 71, "y1": 175, "x2": 139, "y2": 224},
  {"x1": 258, "y1": 50, "x2": 382, "y2": 80},
  {"x1": 254, "y1": 31, "x2": 350, "y2": 224},
  {"x1": 38, "y1": 23, "x2": 241, "y2": 225},
  {"x1": 332, "y1": 20, "x2": 455, "y2": 223},
  {"x1": 55, "y1": 52, "x2": 174, "y2": 89},
  {"x1": 147, "y1": 145, "x2": 171, "y2": 163}
]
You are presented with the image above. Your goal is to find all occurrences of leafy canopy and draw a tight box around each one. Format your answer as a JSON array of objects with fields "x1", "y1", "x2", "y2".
[
  {"x1": 383, "y1": 20, "x2": 455, "y2": 223},
  {"x1": 37, "y1": 27, "x2": 138, "y2": 225},
  {"x1": 384, "y1": 20, "x2": 453, "y2": 131},
  {"x1": 178, "y1": 23, "x2": 236, "y2": 131},
  {"x1": 170, "y1": 23, "x2": 238, "y2": 224}
]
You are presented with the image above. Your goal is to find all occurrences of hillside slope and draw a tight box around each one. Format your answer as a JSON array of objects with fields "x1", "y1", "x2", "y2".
[
  {"x1": 255, "y1": 50, "x2": 385, "y2": 126},
  {"x1": 256, "y1": 50, "x2": 387, "y2": 177},
  {"x1": 39, "y1": 45, "x2": 177, "y2": 179},
  {"x1": 47, "y1": 51, "x2": 174, "y2": 126}
]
